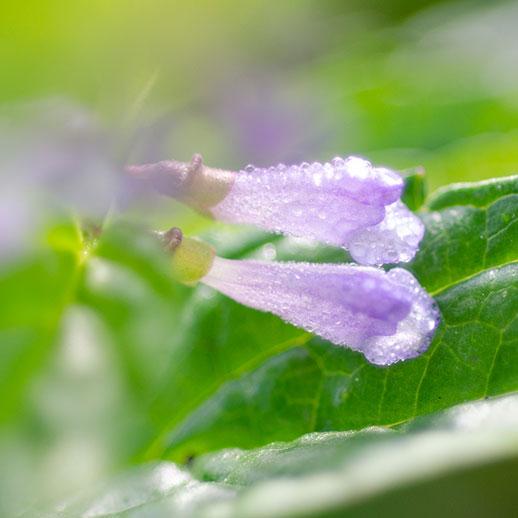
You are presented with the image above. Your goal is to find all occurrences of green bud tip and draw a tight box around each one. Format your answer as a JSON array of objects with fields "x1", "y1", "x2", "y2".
[{"x1": 160, "y1": 227, "x2": 215, "y2": 285}]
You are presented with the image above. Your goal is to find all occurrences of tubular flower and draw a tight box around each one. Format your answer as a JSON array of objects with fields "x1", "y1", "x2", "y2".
[
  {"x1": 202, "y1": 258, "x2": 438, "y2": 365},
  {"x1": 164, "y1": 229, "x2": 439, "y2": 366},
  {"x1": 127, "y1": 155, "x2": 424, "y2": 265}
]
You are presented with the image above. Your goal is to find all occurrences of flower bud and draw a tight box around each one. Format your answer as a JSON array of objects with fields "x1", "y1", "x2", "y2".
[{"x1": 159, "y1": 227, "x2": 215, "y2": 285}]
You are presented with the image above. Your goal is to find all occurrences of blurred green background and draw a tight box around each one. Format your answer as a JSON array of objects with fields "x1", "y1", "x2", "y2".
[
  {"x1": 2, "y1": 0, "x2": 518, "y2": 190},
  {"x1": 1, "y1": 0, "x2": 518, "y2": 515}
]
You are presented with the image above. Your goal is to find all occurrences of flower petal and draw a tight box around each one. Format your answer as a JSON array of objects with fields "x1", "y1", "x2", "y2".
[
  {"x1": 346, "y1": 201, "x2": 425, "y2": 265},
  {"x1": 363, "y1": 268, "x2": 440, "y2": 365}
]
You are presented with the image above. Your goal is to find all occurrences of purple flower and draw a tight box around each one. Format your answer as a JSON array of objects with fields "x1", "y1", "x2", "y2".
[
  {"x1": 212, "y1": 157, "x2": 423, "y2": 265},
  {"x1": 201, "y1": 257, "x2": 439, "y2": 365},
  {"x1": 128, "y1": 155, "x2": 424, "y2": 265}
]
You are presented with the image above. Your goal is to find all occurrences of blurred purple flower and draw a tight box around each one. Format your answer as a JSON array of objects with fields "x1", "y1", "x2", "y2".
[
  {"x1": 0, "y1": 99, "x2": 119, "y2": 216},
  {"x1": 214, "y1": 78, "x2": 330, "y2": 166},
  {"x1": 201, "y1": 257, "x2": 439, "y2": 365}
]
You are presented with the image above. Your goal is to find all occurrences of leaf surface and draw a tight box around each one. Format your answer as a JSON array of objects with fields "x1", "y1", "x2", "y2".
[{"x1": 52, "y1": 395, "x2": 518, "y2": 518}]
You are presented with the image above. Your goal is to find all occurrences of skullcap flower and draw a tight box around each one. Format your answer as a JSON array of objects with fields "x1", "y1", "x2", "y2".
[
  {"x1": 127, "y1": 155, "x2": 424, "y2": 265},
  {"x1": 165, "y1": 230, "x2": 439, "y2": 366}
]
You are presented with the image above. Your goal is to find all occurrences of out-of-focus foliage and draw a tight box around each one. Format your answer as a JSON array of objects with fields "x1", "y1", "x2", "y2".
[
  {"x1": 43, "y1": 395, "x2": 518, "y2": 517},
  {"x1": 1, "y1": 0, "x2": 518, "y2": 516}
]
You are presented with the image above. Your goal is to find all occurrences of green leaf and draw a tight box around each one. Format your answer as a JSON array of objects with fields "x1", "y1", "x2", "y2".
[
  {"x1": 153, "y1": 176, "x2": 518, "y2": 459},
  {"x1": 47, "y1": 462, "x2": 235, "y2": 518},
  {"x1": 411, "y1": 175, "x2": 518, "y2": 294},
  {"x1": 401, "y1": 166, "x2": 426, "y2": 211},
  {"x1": 51, "y1": 395, "x2": 518, "y2": 518},
  {"x1": 191, "y1": 394, "x2": 518, "y2": 518}
]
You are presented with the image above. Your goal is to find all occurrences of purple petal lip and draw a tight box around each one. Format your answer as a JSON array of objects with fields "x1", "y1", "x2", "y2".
[
  {"x1": 201, "y1": 258, "x2": 440, "y2": 365},
  {"x1": 210, "y1": 156, "x2": 423, "y2": 265}
]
